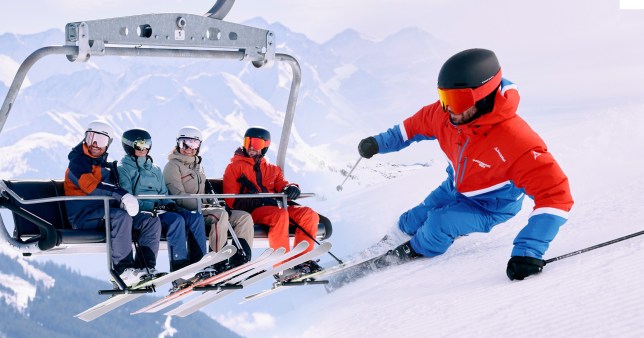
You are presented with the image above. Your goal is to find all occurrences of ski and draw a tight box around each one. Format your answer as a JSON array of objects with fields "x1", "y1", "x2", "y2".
[
  {"x1": 131, "y1": 246, "x2": 282, "y2": 314},
  {"x1": 161, "y1": 241, "x2": 310, "y2": 317},
  {"x1": 242, "y1": 254, "x2": 364, "y2": 303},
  {"x1": 74, "y1": 245, "x2": 236, "y2": 322},
  {"x1": 244, "y1": 246, "x2": 419, "y2": 301},
  {"x1": 323, "y1": 249, "x2": 418, "y2": 292},
  {"x1": 166, "y1": 241, "x2": 332, "y2": 317}
]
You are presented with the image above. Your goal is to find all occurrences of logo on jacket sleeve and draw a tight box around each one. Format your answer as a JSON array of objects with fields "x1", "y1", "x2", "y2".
[
  {"x1": 532, "y1": 151, "x2": 542, "y2": 160},
  {"x1": 494, "y1": 147, "x2": 506, "y2": 162}
]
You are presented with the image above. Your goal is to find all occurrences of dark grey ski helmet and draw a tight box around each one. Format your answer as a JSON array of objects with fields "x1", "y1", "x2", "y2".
[
  {"x1": 438, "y1": 48, "x2": 501, "y2": 89},
  {"x1": 243, "y1": 127, "x2": 271, "y2": 156}
]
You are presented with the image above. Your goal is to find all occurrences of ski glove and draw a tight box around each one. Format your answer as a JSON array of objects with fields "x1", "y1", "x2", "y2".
[
  {"x1": 506, "y1": 256, "x2": 545, "y2": 281},
  {"x1": 358, "y1": 136, "x2": 379, "y2": 159},
  {"x1": 283, "y1": 185, "x2": 301, "y2": 200},
  {"x1": 163, "y1": 202, "x2": 178, "y2": 212},
  {"x1": 120, "y1": 193, "x2": 140, "y2": 217}
]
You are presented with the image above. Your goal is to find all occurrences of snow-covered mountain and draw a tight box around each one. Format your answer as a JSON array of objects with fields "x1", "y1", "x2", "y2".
[
  {"x1": 0, "y1": 246, "x2": 54, "y2": 313},
  {"x1": 0, "y1": 18, "x2": 452, "y2": 199},
  {"x1": 0, "y1": 246, "x2": 240, "y2": 338}
]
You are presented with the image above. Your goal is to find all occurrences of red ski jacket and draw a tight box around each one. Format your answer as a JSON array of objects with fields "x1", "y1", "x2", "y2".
[{"x1": 223, "y1": 148, "x2": 295, "y2": 213}]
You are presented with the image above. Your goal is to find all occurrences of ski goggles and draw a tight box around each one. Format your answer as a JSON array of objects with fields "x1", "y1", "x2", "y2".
[
  {"x1": 243, "y1": 137, "x2": 270, "y2": 151},
  {"x1": 133, "y1": 139, "x2": 152, "y2": 151},
  {"x1": 437, "y1": 70, "x2": 502, "y2": 115},
  {"x1": 85, "y1": 131, "x2": 111, "y2": 148},
  {"x1": 178, "y1": 137, "x2": 201, "y2": 150}
]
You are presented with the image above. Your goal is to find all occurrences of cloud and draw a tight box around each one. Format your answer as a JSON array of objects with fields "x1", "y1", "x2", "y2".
[{"x1": 213, "y1": 311, "x2": 276, "y2": 334}]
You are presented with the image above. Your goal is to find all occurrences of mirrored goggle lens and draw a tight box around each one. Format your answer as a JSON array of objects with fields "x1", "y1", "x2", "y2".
[
  {"x1": 179, "y1": 138, "x2": 201, "y2": 149},
  {"x1": 243, "y1": 137, "x2": 270, "y2": 151},
  {"x1": 85, "y1": 132, "x2": 110, "y2": 148},
  {"x1": 133, "y1": 139, "x2": 152, "y2": 151},
  {"x1": 437, "y1": 87, "x2": 475, "y2": 115}
]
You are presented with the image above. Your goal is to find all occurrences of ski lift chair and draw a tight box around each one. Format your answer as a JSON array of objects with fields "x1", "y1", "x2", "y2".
[{"x1": 0, "y1": 1, "x2": 332, "y2": 284}]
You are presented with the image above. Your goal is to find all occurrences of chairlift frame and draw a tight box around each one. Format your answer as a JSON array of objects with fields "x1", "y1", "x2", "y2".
[{"x1": 0, "y1": 1, "x2": 331, "y2": 283}]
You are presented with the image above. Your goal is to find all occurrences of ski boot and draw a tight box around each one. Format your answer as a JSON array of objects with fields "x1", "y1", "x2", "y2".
[
  {"x1": 384, "y1": 241, "x2": 421, "y2": 265},
  {"x1": 169, "y1": 278, "x2": 191, "y2": 293},
  {"x1": 195, "y1": 265, "x2": 219, "y2": 280},
  {"x1": 110, "y1": 268, "x2": 145, "y2": 289},
  {"x1": 139, "y1": 267, "x2": 166, "y2": 283},
  {"x1": 275, "y1": 260, "x2": 323, "y2": 283}
]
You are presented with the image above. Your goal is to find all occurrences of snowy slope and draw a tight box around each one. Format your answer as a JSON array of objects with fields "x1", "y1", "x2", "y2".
[
  {"x1": 223, "y1": 105, "x2": 644, "y2": 337},
  {"x1": 0, "y1": 246, "x2": 55, "y2": 313}
]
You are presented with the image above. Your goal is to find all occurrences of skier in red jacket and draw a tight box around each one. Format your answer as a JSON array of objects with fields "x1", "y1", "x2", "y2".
[
  {"x1": 358, "y1": 48, "x2": 574, "y2": 281},
  {"x1": 223, "y1": 127, "x2": 322, "y2": 275}
]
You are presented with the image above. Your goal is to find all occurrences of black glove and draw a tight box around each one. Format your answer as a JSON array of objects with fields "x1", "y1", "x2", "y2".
[
  {"x1": 358, "y1": 136, "x2": 379, "y2": 159},
  {"x1": 283, "y1": 185, "x2": 301, "y2": 200},
  {"x1": 260, "y1": 198, "x2": 280, "y2": 207},
  {"x1": 506, "y1": 256, "x2": 545, "y2": 281},
  {"x1": 164, "y1": 202, "x2": 178, "y2": 212}
]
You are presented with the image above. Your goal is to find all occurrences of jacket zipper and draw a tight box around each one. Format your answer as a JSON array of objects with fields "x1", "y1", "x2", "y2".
[{"x1": 455, "y1": 133, "x2": 470, "y2": 187}]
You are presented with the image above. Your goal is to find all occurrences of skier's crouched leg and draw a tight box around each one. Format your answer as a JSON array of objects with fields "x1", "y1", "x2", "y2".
[
  {"x1": 398, "y1": 202, "x2": 434, "y2": 236},
  {"x1": 411, "y1": 204, "x2": 481, "y2": 257}
]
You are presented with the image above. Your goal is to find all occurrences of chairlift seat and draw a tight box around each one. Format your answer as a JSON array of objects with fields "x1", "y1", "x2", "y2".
[{"x1": 1, "y1": 179, "x2": 331, "y2": 252}]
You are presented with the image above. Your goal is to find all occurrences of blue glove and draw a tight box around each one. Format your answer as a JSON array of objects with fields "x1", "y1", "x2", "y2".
[{"x1": 506, "y1": 256, "x2": 545, "y2": 281}]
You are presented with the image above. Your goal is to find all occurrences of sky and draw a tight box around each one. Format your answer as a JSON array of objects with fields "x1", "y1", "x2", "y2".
[
  {"x1": 2, "y1": 0, "x2": 644, "y2": 111},
  {"x1": 0, "y1": 0, "x2": 642, "y2": 46}
]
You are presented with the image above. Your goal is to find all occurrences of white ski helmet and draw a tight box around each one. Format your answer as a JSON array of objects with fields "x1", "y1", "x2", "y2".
[
  {"x1": 176, "y1": 126, "x2": 202, "y2": 141},
  {"x1": 85, "y1": 120, "x2": 114, "y2": 148},
  {"x1": 176, "y1": 126, "x2": 203, "y2": 154}
]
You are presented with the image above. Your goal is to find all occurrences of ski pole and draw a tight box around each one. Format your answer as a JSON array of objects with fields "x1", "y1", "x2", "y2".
[
  {"x1": 336, "y1": 157, "x2": 362, "y2": 192},
  {"x1": 545, "y1": 229, "x2": 644, "y2": 264},
  {"x1": 290, "y1": 217, "x2": 343, "y2": 264},
  {"x1": 227, "y1": 219, "x2": 248, "y2": 258}
]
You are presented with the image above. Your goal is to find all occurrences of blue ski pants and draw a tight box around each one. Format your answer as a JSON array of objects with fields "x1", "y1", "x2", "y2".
[
  {"x1": 72, "y1": 207, "x2": 161, "y2": 271},
  {"x1": 399, "y1": 196, "x2": 516, "y2": 257},
  {"x1": 159, "y1": 210, "x2": 207, "y2": 264}
]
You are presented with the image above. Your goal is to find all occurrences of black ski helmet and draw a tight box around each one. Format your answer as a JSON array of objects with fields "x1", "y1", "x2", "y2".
[
  {"x1": 438, "y1": 48, "x2": 501, "y2": 89},
  {"x1": 243, "y1": 127, "x2": 271, "y2": 156},
  {"x1": 122, "y1": 128, "x2": 152, "y2": 156},
  {"x1": 437, "y1": 48, "x2": 502, "y2": 117}
]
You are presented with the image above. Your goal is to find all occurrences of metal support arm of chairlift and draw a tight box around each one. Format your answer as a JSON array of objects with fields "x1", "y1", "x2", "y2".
[{"x1": 0, "y1": 4, "x2": 303, "y2": 272}]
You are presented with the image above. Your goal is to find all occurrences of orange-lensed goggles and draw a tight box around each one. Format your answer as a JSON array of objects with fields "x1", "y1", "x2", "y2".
[
  {"x1": 243, "y1": 137, "x2": 270, "y2": 151},
  {"x1": 437, "y1": 70, "x2": 502, "y2": 115}
]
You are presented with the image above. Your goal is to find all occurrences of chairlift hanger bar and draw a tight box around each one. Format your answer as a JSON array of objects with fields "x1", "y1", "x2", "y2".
[{"x1": 64, "y1": 13, "x2": 275, "y2": 66}]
